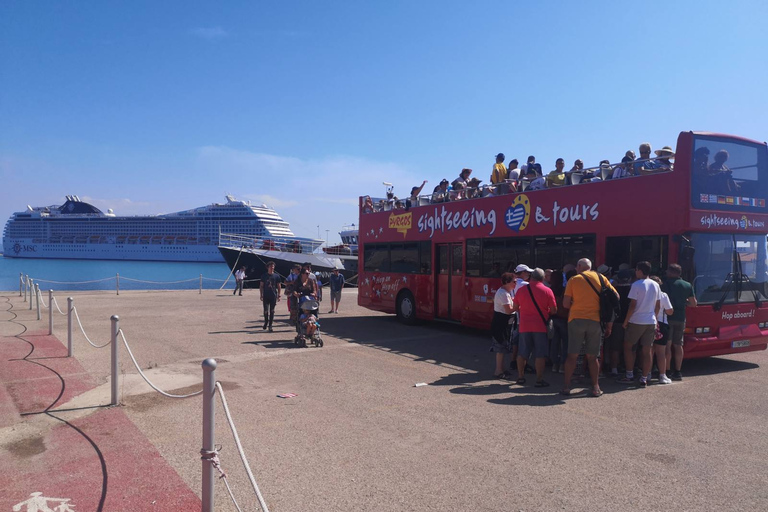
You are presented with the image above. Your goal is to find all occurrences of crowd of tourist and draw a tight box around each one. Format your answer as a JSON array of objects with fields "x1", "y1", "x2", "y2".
[
  {"x1": 491, "y1": 259, "x2": 696, "y2": 397},
  {"x1": 362, "y1": 142, "x2": 677, "y2": 212}
]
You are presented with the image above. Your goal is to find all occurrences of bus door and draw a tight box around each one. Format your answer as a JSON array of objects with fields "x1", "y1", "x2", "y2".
[{"x1": 436, "y1": 243, "x2": 464, "y2": 321}]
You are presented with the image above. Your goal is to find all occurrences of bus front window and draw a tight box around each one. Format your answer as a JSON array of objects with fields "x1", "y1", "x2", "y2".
[{"x1": 690, "y1": 233, "x2": 768, "y2": 305}]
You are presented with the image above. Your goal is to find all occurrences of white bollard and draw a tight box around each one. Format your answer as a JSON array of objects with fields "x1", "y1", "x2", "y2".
[
  {"x1": 116, "y1": 273, "x2": 120, "y2": 296},
  {"x1": 29, "y1": 279, "x2": 34, "y2": 310},
  {"x1": 110, "y1": 315, "x2": 119, "y2": 406},
  {"x1": 67, "y1": 297, "x2": 73, "y2": 358},
  {"x1": 19, "y1": 273, "x2": 23, "y2": 297},
  {"x1": 35, "y1": 284, "x2": 41, "y2": 321},
  {"x1": 48, "y1": 290, "x2": 53, "y2": 335},
  {"x1": 199, "y1": 274, "x2": 203, "y2": 295},
  {"x1": 24, "y1": 275, "x2": 29, "y2": 302},
  {"x1": 201, "y1": 358, "x2": 217, "y2": 512}
]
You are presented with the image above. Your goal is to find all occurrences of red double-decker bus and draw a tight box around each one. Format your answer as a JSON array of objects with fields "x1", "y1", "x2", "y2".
[{"x1": 357, "y1": 131, "x2": 768, "y2": 358}]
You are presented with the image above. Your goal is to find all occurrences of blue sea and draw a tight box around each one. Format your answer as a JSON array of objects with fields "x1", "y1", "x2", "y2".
[{"x1": 0, "y1": 255, "x2": 232, "y2": 292}]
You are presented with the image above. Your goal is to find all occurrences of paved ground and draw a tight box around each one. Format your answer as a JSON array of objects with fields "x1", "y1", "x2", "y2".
[{"x1": 2, "y1": 288, "x2": 767, "y2": 511}]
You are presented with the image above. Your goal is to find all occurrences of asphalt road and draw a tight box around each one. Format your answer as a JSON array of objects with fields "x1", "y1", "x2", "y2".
[{"x1": 3, "y1": 288, "x2": 767, "y2": 511}]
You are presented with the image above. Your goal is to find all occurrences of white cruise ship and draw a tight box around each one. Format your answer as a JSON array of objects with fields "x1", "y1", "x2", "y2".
[{"x1": 2, "y1": 195, "x2": 318, "y2": 262}]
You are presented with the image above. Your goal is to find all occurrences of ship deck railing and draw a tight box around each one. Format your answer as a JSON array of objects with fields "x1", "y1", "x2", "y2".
[{"x1": 219, "y1": 233, "x2": 324, "y2": 255}]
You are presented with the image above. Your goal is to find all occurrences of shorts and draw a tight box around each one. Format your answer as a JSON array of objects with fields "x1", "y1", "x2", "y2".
[
  {"x1": 654, "y1": 322, "x2": 670, "y2": 346},
  {"x1": 331, "y1": 290, "x2": 342, "y2": 302},
  {"x1": 567, "y1": 318, "x2": 602, "y2": 357},
  {"x1": 518, "y1": 331, "x2": 549, "y2": 359},
  {"x1": 625, "y1": 322, "x2": 656, "y2": 349},
  {"x1": 607, "y1": 323, "x2": 625, "y2": 353},
  {"x1": 668, "y1": 320, "x2": 685, "y2": 346}
]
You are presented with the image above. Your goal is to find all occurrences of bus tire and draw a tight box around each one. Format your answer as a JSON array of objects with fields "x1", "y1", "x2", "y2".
[{"x1": 396, "y1": 290, "x2": 417, "y2": 325}]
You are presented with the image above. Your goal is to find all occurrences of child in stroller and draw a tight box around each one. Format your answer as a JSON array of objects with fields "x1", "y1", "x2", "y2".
[{"x1": 295, "y1": 296, "x2": 323, "y2": 347}]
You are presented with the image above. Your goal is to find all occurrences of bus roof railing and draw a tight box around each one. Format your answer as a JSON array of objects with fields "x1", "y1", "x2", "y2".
[{"x1": 362, "y1": 157, "x2": 673, "y2": 213}]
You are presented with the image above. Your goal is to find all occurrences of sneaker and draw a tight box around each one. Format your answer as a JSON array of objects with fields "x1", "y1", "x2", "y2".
[
  {"x1": 671, "y1": 371, "x2": 683, "y2": 381},
  {"x1": 639, "y1": 378, "x2": 648, "y2": 388},
  {"x1": 659, "y1": 374, "x2": 672, "y2": 384}
]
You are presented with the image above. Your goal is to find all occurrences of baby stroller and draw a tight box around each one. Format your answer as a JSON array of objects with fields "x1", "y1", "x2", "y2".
[{"x1": 294, "y1": 296, "x2": 323, "y2": 348}]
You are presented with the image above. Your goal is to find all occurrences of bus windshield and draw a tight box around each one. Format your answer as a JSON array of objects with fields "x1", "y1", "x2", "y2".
[
  {"x1": 691, "y1": 135, "x2": 768, "y2": 212},
  {"x1": 690, "y1": 232, "x2": 768, "y2": 304}
]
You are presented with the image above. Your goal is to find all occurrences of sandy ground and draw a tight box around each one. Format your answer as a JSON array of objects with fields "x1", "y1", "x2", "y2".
[{"x1": 2, "y1": 287, "x2": 767, "y2": 511}]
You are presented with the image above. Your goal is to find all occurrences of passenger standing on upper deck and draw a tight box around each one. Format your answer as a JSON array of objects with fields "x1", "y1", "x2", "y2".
[
  {"x1": 507, "y1": 159, "x2": 520, "y2": 182},
  {"x1": 562, "y1": 258, "x2": 618, "y2": 397},
  {"x1": 491, "y1": 153, "x2": 507, "y2": 184},
  {"x1": 520, "y1": 156, "x2": 542, "y2": 181},
  {"x1": 545, "y1": 158, "x2": 567, "y2": 188},
  {"x1": 452, "y1": 168, "x2": 472, "y2": 190},
  {"x1": 432, "y1": 179, "x2": 450, "y2": 203},
  {"x1": 406, "y1": 180, "x2": 428, "y2": 209},
  {"x1": 634, "y1": 143, "x2": 660, "y2": 176},
  {"x1": 662, "y1": 264, "x2": 696, "y2": 381},
  {"x1": 618, "y1": 261, "x2": 661, "y2": 388}
]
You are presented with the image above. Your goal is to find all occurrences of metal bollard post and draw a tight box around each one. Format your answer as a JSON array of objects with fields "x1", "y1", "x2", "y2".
[
  {"x1": 116, "y1": 273, "x2": 120, "y2": 295},
  {"x1": 19, "y1": 273, "x2": 23, "y2": 297},
  {"x1": 35, "y1": 283, "x2": 41, "y2": 319},
  {"x1": 48, "y1": 290, "x2": 53, "y2": 335},
  {"x1": 199, "y1": 274, "x2": 203, "y2": 295},
  {"x1": 26, "y1": 276, "x2": 31, "y2": 303},
  {"x1": 67, "y1": 297, "x2": 73, "y2": 358},
  {"x1": 29, "y1": 279, "x2": 34, "y2": 310},
  {"x1": 110, "y1": 315, "x2": 119, "y2": 406},
  {"x1": 201, "y1": 358, "x2": 217, "y2": 512}
]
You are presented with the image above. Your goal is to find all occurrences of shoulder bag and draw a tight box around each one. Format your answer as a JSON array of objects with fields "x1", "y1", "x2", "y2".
[{"x1": 527, "y1": 284, "x2": 554, "y2": 340}]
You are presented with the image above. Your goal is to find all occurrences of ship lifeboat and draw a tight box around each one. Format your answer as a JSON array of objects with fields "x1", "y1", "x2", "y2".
[{"x1": 323, "y1": 244, "x2": 352, "y2": 256}]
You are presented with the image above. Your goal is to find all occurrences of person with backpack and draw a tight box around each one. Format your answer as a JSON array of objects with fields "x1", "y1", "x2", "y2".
[{"x1": 561, "y1": 258, "x2": 619, "y2": 397}]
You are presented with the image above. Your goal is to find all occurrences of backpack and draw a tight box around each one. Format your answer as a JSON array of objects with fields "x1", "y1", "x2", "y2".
[{"x1": 582, "y1": 272, "x2": 621, "y2": 329}]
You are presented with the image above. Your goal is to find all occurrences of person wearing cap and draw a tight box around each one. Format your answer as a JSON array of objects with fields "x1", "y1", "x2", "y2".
[
  {"x1": 431, "y1": 179, "x2": 450, "y2": 203},
  {"x1": 491, "y1": 153, "x2": 508, "y2": 184},
  {"x1": 406, "y1": 180, "x2": 428, "y2": 209},
  {"x1": 545, "y1": 158, "x2": 567, "y2": 188},
  {"x1": 634, "y1": 143, "x2": 660, "y2": 176},
  {"x1": 328, "y1": 268, "x2": 345, "y2": 314},
  {"x1": 655, "y1": 146, "x2": 675, "y2": 171},
  {"x1": 511, "y1": 264, "x2": 533, "y2": 370},
  {"x1": 562, "y1": 258, "x2": 619, "y2": 397},
  {"x1": 259, "y1": 261, "x2": 282, "y2": 332}
]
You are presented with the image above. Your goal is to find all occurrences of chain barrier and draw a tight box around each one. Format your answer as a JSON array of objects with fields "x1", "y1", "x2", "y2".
[
  {"x1": 33, "y1": 277, "x2": 115, "y2": 285},
  {"x1": 215, "y1": 381, "x2": 271, "y2": 512},
  {"x1": 72, "y1": 307, "x2": 111, "y2": 348},
  {"x1": 119, "y1": 277, "x2": 199, "y2": 284},
  {"x1": 119, "y1": 330, "x2": 203, "y2": 399},
  {"x1": 51, "y1": 296, "x2": 68, "y2": 316}
]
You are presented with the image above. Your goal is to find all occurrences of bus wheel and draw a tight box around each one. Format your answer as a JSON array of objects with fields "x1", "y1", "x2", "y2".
[{"x1": 396, "y1": 290, "x2": 417, "y2": 325}]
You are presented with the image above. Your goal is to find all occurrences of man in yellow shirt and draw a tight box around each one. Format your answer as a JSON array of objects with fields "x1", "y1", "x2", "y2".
[
  {"x1": 546, "y1": 158, "x2": 567, "y2": 188},
  {"x1": 491, "y1": 153, "x2": 507, "y2": 184},
  {"x1": 562, "y1": 258, "x2": 618, "y2": 397}
]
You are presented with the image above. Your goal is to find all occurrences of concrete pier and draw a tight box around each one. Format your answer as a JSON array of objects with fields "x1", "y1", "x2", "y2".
[{"x1": 1, "y1": 288, "x2": 767, "y2": 511}]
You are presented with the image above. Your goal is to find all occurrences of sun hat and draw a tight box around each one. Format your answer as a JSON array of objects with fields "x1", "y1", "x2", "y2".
[
  {"x1": 655, "y1": 146, "x2": 675, "y2": 157},
  {"x1": 515, "y1": 264, "x2": 534, "y2": 273},
  {"x1": 597, "y1": 264, "x2": 612, "y2": 275}
]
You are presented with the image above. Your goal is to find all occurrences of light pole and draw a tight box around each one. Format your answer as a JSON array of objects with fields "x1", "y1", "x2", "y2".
[{"x1": 325, "y1": 229, "x2": 329, "y2": 247}]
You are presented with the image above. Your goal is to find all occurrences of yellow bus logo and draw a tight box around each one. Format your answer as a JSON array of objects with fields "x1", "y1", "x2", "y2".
[{"x1": 389, "y1": 212, "x2": 412, "y2": 237}]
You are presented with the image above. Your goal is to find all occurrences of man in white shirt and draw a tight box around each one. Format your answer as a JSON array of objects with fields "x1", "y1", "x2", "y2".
[
  {"x1": 233, "y1": 266, "x2": 246, "y2": 296},
  {"x1": 619, "y1": 261, "x2": 661, "y2": 387}
]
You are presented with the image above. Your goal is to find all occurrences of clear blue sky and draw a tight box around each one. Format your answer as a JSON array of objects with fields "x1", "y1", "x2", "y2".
[{"x1": 2, "y1": 1, "x2": 767, "y2": 242}]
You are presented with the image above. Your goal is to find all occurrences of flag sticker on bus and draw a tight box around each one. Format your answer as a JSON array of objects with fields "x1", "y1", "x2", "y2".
[{"x1": 504, "y1": 194, "x2": 531, "y2": 232}]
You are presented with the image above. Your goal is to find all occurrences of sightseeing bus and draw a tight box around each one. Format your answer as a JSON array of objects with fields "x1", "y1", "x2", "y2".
[{"x1": 357, "y1": 131, "x2": 768, "y2": 358}]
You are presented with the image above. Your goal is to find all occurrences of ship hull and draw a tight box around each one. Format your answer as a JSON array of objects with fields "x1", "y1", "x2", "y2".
[
  {"x1": 218, "y1": 246, "x2": 357, "y2": 284},
  {"x1": 3, "y1": 238, "x2": 224, "y2": 262}
]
